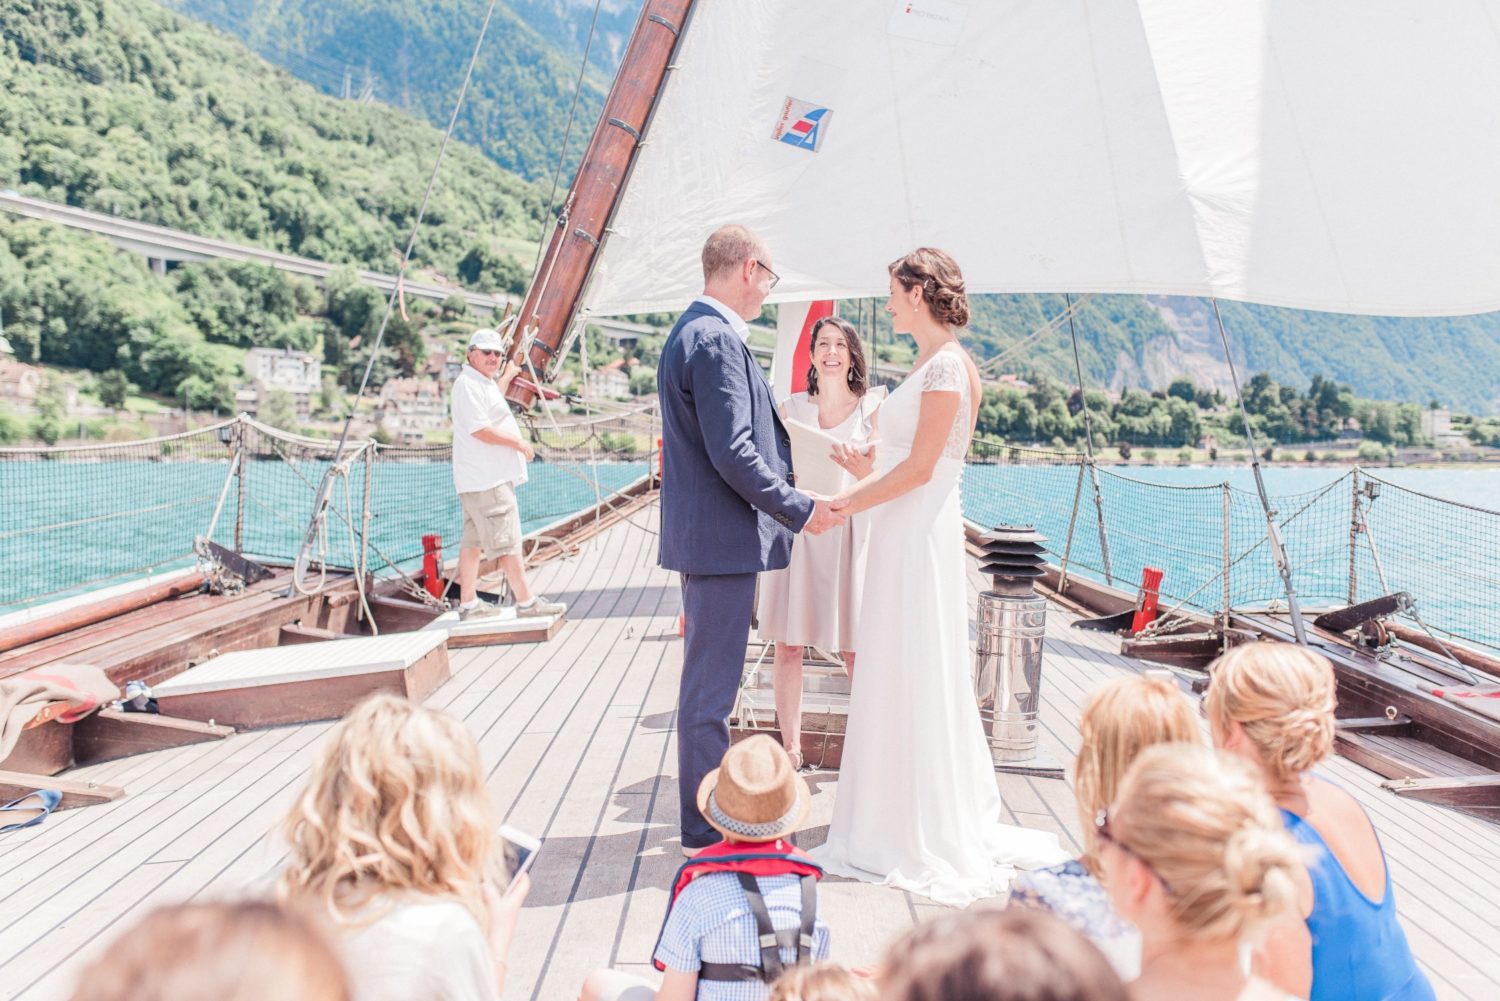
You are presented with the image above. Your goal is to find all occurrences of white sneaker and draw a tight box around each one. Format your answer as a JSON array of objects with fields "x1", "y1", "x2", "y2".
[
  {"x1": 459, "y1": 600, "x2": 505, "y2": 621},
  {"x1": 517, "y1": 595, "x2": 566, "y2": 618}
]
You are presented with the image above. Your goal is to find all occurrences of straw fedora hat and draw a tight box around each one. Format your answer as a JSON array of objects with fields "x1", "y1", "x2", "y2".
[{"x1": 696, "y1": 734, "x2": 811, "y2": 843}]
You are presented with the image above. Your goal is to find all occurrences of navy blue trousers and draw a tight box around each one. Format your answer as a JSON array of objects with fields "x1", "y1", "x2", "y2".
[{"x1": 677, "y1": 570, "x2": 757, "y2": 848}]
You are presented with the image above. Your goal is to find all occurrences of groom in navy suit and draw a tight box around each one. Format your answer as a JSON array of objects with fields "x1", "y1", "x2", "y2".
[{"x1": 657, "y1": 225, "x2": 842, "y2": 853}]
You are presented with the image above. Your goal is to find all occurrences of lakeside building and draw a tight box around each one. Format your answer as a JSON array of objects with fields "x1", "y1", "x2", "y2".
[
  {"x1": 241, "y1": 347, "x2": 322, "y2": 419},
  {"x1": 378, "y1": 376, "x2": 449, "y2": 446}
]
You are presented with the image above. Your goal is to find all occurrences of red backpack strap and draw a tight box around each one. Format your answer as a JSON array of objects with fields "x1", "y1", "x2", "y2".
[{"x1": 650, "y1": 845, "x2": 822, "y2": 973}]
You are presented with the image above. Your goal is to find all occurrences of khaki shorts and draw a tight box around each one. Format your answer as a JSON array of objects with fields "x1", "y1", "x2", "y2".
[{"x1": 459, "y1": 481, "x2": 522, "y2": 557}]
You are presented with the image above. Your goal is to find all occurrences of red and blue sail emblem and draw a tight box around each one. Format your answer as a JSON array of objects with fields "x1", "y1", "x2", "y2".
[{"x1": 772, "y1": 97, "x2": 832, "y2": 153}]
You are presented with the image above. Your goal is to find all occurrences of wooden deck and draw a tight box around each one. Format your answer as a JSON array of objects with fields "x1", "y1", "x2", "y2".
[{"x1": 2, "y1": 506, "x2": 1498, "y2": 1000}]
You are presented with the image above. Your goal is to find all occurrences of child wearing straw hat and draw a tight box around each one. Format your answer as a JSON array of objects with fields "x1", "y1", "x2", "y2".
[{"x1": 579, "y1": 736, "x2": 830, "y2": 1001}]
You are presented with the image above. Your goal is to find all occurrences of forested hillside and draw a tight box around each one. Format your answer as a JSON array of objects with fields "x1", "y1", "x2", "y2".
[
  {"x1": 162, "y1": 0, "x2": 614, "y2": 180},
  {"x1": 1, "y1": 0, "x2": 544, "y2": 265},
  {"x1": 0, "y1": 0, "x2": 546, "y2": 405}
]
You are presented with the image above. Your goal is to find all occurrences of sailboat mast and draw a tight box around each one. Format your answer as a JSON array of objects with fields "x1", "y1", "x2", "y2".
[{"x1": 505, "y1": 0, "x2": 698, "y2": 407}]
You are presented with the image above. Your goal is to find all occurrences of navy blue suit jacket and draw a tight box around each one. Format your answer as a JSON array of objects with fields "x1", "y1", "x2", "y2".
[{"x1": 657, "y1": 301, "x2": 814, "y2": 575}]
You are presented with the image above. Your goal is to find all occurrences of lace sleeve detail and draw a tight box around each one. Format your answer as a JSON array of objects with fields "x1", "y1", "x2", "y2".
[{"x1": 921, "y1": 351, "x2": 965, "y2": 393}]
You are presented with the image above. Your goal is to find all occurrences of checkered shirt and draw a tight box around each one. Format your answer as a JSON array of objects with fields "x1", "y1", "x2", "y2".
[{"x1": 653, "y1": 870, "x2": 831, "y2": 1001}]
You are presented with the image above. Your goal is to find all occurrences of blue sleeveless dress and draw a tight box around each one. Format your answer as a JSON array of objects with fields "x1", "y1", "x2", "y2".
[{"x1": 1280, "y1": 805, "x2": 1435, "y2": 1001}]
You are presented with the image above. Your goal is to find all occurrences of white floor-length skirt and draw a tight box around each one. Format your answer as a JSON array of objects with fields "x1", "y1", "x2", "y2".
[{"x1": 809, "y1": 456, "x2": 1066, "y2": 906}]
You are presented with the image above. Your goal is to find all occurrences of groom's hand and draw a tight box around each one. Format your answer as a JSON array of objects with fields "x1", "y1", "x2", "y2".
[{"x1": 802, "y1": 494, "x2": 846, "y2": 536}]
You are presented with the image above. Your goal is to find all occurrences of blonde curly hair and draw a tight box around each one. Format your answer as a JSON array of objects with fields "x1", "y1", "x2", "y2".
[
  {"x1": 1204, "y1": 642, "x2": 1338, "y2": 780},
  {"x1": 277, "y1": 693, "x2": 501, "y2": 927},
  {"x1": 1110, "y1": 744, "x2": 1304, "y2": 943},
  {"x1": 1074, "y1": 674, "x2": 1201, "y2": 868}
]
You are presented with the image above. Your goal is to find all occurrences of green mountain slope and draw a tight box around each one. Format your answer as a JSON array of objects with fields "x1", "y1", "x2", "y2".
[
  {"x1": 0, "y1": 0, "x2": 544, "y2": 272},
  {"x1": 161, "y1": 0, "x2": 611, "y2": 181}
]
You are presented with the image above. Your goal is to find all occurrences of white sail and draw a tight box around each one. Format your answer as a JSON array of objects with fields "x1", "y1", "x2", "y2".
[{"x1": 584, "y1": 0, "x2": 1500, "y2": 318}]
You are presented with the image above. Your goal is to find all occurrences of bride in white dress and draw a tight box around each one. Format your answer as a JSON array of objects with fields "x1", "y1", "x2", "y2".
[{"x1": 810, "y1": 248, "x2": 1067, "y2": 906}]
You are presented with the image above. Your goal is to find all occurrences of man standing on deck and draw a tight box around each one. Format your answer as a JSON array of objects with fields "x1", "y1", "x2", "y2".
[
  {"x1": 657, "y1": 225, "x2": 842, "y2": 856},
  {"x1": 450, "y1": 328, "x2": 566, "y2": 621}
]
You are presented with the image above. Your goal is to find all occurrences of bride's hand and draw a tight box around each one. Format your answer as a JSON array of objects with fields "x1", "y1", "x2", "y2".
[
  {"x1": 831, "y1": 441, "x2": 875, "y2": 479},
  {"x1": 830, "y1": 494, "x2": 853, "y2": 514}
]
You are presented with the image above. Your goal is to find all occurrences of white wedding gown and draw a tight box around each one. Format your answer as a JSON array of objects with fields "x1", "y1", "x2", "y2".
[{"x1": 809, "y1": 347, "x2": 1067, "y2": 906}]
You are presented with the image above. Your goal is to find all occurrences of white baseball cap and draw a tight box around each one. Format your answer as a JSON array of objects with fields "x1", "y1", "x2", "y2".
[{"x1": 467, "y1": 328, "x2": 504, "y2": 352}]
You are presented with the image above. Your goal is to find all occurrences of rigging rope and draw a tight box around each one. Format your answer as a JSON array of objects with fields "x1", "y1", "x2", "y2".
[
  {"x1": 1210, "y1": 297, "x2": 1309, "y2": 645},
  {"x1": 530, "y1": 0, "x2": 608, "y2": 283},
  {"x1": 976, "y1": 293, "x2": 1094, "y2": 376},
  {"x1": 292, "y1": 0, "x2": 502, "y2": 596}
]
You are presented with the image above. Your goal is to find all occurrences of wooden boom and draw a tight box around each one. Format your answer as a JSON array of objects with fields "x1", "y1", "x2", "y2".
[{"x1": 505, "y1": 0, "x2": 697, "y2": 407}]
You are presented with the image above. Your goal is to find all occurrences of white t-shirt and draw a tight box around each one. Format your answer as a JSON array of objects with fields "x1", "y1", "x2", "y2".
[
  {"x1": 338, "y1": 897, "x2": 499, "y2": 1001},
  {"x1": 451, "y1": 364, "x2": 529, "y2": 494}
]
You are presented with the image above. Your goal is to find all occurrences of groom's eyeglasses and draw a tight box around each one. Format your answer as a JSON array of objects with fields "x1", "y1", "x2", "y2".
[{"x1": 754, "y1": 259, "x2": 781, "y2": 290}]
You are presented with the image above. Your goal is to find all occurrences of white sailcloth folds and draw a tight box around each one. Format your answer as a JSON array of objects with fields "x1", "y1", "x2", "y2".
[{"x1": 583, "y1": 0, "x2": 1500, "y2": 318}]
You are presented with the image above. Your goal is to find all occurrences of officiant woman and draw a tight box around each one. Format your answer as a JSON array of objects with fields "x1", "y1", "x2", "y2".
[{"x1": 757, "y1": 315, "x2": 885, "y2": 771}]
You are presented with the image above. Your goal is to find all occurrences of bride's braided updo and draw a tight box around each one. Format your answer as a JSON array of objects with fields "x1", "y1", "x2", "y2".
[{"x1": 889, "y1": 248, "x2": 970, "y2": 328}]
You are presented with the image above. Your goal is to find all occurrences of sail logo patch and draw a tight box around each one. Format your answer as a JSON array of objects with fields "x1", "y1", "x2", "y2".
[
  {"x1": 889, "y1": 0, "x2": 967, "y2": 45},
  {"x1": 772, "y1": 97, "x2": 831, "y2": 152}
]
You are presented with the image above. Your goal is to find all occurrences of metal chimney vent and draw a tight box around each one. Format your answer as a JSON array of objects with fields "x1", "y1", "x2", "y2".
[{"x1": 979, "y1": 526, "x2": 1047, "y2": 594}]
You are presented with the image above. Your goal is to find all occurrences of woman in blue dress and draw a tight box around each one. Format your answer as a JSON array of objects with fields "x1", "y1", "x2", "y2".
[{"x1": 1206, "y1": 643, "x2": 1436, "y2": 1001}]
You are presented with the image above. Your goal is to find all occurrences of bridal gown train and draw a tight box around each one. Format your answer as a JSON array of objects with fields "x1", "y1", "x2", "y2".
[{"x1": 809, "y1": 347, "x2": 1067, "y2": 907}]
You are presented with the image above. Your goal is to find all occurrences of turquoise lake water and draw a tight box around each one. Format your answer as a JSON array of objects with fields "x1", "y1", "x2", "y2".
[
  {"x1": 959, "y1": 464, "x2": 1500, "y2": 651},
  {"x1": 4, "y1": 457, "x2": 1496, "y2": 651},
  {"x1": 1, "y1": 458, "x2": 648, "y2": 612}
]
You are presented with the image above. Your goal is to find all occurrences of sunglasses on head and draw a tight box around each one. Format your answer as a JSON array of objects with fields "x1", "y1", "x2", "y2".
[{"x1": 1095, "y1": 808, "x2": 1174, "y2": 894}]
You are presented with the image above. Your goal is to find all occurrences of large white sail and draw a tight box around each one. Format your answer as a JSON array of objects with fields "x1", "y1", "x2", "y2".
[{"x1": 584, "y1": 0, "x2": 1500, "y2": 318}]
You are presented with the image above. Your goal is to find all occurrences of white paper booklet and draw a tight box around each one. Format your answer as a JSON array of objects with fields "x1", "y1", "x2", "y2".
[{"x1": 784, "y1": 417, "x2": 851, "y2": 496}]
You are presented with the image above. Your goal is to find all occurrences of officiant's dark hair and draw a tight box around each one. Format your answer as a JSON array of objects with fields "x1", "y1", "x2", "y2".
[{"x1": 804, "y1": 316, "x2": 868, "y2": 398}]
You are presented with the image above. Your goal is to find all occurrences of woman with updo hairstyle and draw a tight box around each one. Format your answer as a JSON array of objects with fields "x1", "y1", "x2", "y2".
[
  {"x1": 1206, "y1": 643, "x2": 1435, "y2": 1001},
  {"x1": 879, "y1": 908, "x2": 1128, "y2": 1001},
  {"x1": 887, "y1": 247, "x2": 972, "y2": 329},
  {"x1": 277, "y1": 692, "x2": 530, "y2": 1001},
  {"x1": 758, "y1": 315, "x2": 885, "y2": 769},
  {"x1": 1098, "y1": 744, "x2": 1304, "y2": 1001},
  {"x1": 1009, "y1": 673, "x2": 1202, "y2": 978},
  {"x1": 811, "y1": 246, "x2": 1066, "y2": 905}
]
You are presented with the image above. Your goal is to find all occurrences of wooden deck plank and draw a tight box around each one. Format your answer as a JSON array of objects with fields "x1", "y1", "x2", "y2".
[{"x1": 4, "y1": 511, "x2": 1499, "y2": 1001}]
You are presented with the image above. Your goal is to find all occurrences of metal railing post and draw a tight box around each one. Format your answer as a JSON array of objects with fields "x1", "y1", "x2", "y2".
[
  {"x1": 1348, "y1": 469, "x2": 1361, "y2": 605},
  {"x1": 1222, "y1": 481, "x2": 1232, "y2": 621},
  {"x1": 233, "y1": 417, "x2": 247, "y2": 553},
  {"x1": 1057, "y1": 459, "x2": 1086, "y2": 594},
  {"x1": 360, "y1": 444, "x2": 375, "y2": 589},
  {"x1": 1088, "y1": 458, "x2": 1114, "y2": 586}
]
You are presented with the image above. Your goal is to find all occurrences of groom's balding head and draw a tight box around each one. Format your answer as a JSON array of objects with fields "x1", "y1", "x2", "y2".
[{"x1": 701, "y1": 224, "x2": 769, "y2": 283}]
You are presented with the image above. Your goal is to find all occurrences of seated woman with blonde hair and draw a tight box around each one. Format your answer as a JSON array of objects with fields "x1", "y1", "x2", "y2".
[
  {"x1": 70, "y1": 900, "x2": 349, "y2": 1001},
  {"x1": 277, "y1": 692, "x2": 529, "y2": 1001},
  {"x1": 1009, "y1": 672, "x2": 1201, "y2": 978},
  {"x1": 1206, "y1": 643, "x2": 1435, "y2": 1001},
  {"x1": 1098, "y1": 744, "x2": 1305, "y2": 1001}
]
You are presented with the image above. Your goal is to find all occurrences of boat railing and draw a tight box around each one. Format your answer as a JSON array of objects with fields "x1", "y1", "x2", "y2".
[
  {"x1": 0, "y1": 409, "x2": 660, "y2": 614},
  {"x1": 964, "y1": 439, "x2": 1500, "y2": 657}
]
